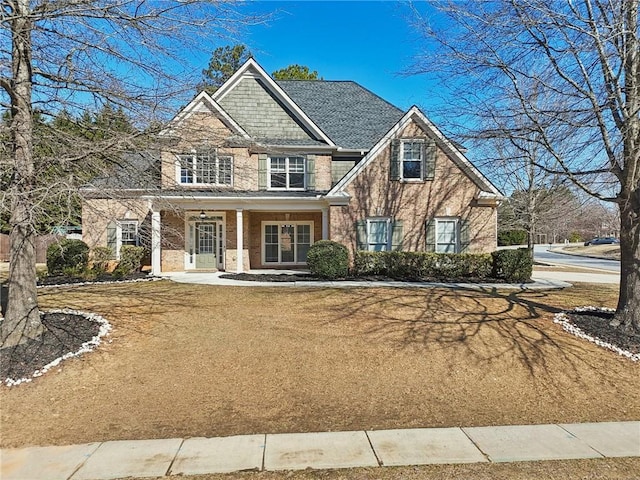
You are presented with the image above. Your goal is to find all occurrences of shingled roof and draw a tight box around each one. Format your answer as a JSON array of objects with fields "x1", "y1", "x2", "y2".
[{"x1": 276, "y1": 80, "x2": 404, "y2": 151}]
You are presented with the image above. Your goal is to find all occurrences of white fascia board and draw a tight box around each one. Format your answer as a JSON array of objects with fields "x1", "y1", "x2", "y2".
[
  {"x1": 213, "y1": 58, "x2": 336, "y2": 147},
  {"x1": 145, "y1": 194, "x2": 330, "y2": 211},
  {"x1": 160, "y1": 91, "x2": 251, "y2": 139}
]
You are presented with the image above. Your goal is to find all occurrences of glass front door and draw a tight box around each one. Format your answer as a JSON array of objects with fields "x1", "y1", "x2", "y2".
[{"x1": 195, "y1": 222, "x2": 218, "y2": 269}]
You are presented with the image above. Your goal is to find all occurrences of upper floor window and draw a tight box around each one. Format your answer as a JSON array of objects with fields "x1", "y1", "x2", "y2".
[
  {"x1": 269, "y1": 156, "x2": 306, "y2": 190},
  {"x1": 177, "y1": 153, "x2": 232, "y2": 186},
  {"x1": 401, "y1": 140, "x2": 424, "y2": 180},
  {"x1": 390, "y1": 138, "x2": 436, "y2": 182}
]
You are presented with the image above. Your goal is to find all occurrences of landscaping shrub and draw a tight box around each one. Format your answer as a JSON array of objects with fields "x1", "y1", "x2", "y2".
[
  {"x1": 498, "y1": 229, "x2": 528, "y2": 246},
  {"x1": 306, "y1": 240, "x2": 349, "y2": 279},
  {"x1": 91, "y1": 246, "x2": 113, "y2": 274},
  {"x1": 568, "y1": 232, "x2": 583, "y2": 243},
  {"x1": 352, "y1": 251, "x2": 493, "y2": 280},
  {"x1": 491, "y1": 248, "x2": 533, "y2": 282},
  {"x1": 46, "y1": 239, "x2": 90, "y2": 276},
  {"x1": 114, "y1": 245, "x2": 145, "y2": 277}
]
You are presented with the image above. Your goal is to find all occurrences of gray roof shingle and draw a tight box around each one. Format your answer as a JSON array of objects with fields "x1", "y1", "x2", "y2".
[{"x1": 277, "y1": 80, "x2": 404, "y2": 151}]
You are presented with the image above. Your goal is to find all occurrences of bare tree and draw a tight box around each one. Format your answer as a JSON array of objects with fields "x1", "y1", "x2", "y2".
[
  {"x1": 411, "y1": 0, "x2": 640, "y2": 332},
  {"x1": 0, "y1": 0, "x2": 262, "y2": 346}
]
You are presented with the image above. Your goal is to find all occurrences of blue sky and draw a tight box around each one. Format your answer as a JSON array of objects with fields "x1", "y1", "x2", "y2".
[{"x1": 221, "y1": 1, "x2": 441, "y2": 113}]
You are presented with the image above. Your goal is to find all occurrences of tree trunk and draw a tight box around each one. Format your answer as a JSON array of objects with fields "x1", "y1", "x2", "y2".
[
  {"x1": 0, "y1": 0, "x2": 42, "y2": 347},
  {"x1": 612, "y1": 199, "x2": 640, "y2": 333}
]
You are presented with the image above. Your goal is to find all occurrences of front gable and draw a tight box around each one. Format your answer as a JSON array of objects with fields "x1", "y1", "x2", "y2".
[
  {"x1": 329, "y1": 106, "x2": 502, "y2": 203},
  {"x1": 213, "y1": 58, "x2": 334, "y2": 147}
]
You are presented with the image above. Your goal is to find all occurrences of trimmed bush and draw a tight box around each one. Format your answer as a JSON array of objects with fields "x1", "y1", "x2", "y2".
[
  {"x1": 91, "y1": 246, "x2": 113, "y2": 273},
  {"x1": 114, "y1": 245, "x2": 145, "y2": 276},
  {"x1": 352, "y1": 251, "x2": 493, "y2": 280},
  {"x1": 491, "y1": 248, "x2": 533, "y2": 282},
  {"x1": 498, "y1": 229, "x2": 528, "y2": 246},
  {"x1": 306, "y1": 240, "x2": 349, "y2": 279},
  {"x1": 46, "y1": 239, "x2": 90, "y2": 276}
]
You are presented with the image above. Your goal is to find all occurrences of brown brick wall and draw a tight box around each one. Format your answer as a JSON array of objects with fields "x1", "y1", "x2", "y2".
[
  {"x1": 82, "y1": 198, "x2": 151, "y2": 250},
  {"x1": 330, "y1": 119, "x2": 497, "y2": 258}
]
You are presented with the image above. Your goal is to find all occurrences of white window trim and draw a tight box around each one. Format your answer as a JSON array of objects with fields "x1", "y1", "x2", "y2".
[
  {"x1": 175, "y1": 152, "x2": 233, "y2": 186},
  {"x1": 116, "y1": 220, "x2": 139, "y2": 259},
  {"x1": 400, "y1": 139, "x2": 425, "y2": 182},
  {"x1": 267, "y1": 156, "x2": 306, "y2": 191},
  {"x1": 183, "y1": 211, "x2": 226, "y2": 271},
  {"x1": 366, "y1": 217, "x2": 392, "y2": 252},
  {"x1": 261, "y1": 221, "x2": 314, "y2": 265},
  {"x1": 435, "y1": 217, "x2": 460, "y2": 254}
]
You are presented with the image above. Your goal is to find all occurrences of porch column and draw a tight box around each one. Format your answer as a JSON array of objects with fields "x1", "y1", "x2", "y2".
[
  {"x1": 151, "y1": 210, "x2": 161, "y2": 275},
  {"x1": 322, "y1": 207, "x2": 329, "y2": 240},
  {"x1": 236, "y1": 208, "x2": 244, "y2": 273}
]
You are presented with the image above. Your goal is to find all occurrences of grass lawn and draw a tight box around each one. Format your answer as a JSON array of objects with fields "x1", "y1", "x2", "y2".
[{"x1": 1, "y1": 280, "x2": 639, "y2": 450}]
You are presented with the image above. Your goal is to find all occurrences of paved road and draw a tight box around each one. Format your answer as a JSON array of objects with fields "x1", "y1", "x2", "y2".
[{"x1": 533, "y1": 244, "x2": 620, "y2": 273}]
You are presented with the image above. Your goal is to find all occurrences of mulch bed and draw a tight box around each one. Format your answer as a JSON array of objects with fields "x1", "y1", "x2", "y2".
[
  {"x1": 567, "y1": 310, "x2": 640, "y2": 355},
  {"x1": 0, "y1": 312, "x2": 101, "y2": 383},
  {"x1": 220, "y1": 273, "x2": 512, "y2": 283},
  {"x1": 36, "y1": 271, "x2": 150, "y2": 286}
]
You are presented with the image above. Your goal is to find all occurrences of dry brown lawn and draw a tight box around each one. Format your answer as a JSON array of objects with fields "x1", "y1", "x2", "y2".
[{"x1": 1, "y1": 280, "x2": 639, "y2": 449}]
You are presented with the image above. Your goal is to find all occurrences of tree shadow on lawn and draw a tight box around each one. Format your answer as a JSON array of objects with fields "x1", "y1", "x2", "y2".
[{"x1": 319, "y1": 285, "x2": 622, "y2": 391}]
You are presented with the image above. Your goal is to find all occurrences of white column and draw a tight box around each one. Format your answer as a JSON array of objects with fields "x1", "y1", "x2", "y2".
[
  {"x1": 322, "y1": 207, "x2": 329, "y2": 240},
  {"x1": 236, "y1": 208, "x2": 244, "y2": 273},
  {"x1": 151, "y1": 210, "x2": 161, "y2": 275}
]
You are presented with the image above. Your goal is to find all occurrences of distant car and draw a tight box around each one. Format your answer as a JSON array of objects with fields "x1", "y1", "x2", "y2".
[{"x1": 584, "y1": 237, "x2": 620, "y2": 246}]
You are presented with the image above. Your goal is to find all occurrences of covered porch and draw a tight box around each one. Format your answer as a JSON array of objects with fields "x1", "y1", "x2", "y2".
[{"x1": 147, "y1": 194, "x2": 331, "y2": 275}]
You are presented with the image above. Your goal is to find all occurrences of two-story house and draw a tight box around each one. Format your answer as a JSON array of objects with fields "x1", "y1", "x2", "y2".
[{"x1": 81, "y1": 58, "x2": 502, "y2": 274}]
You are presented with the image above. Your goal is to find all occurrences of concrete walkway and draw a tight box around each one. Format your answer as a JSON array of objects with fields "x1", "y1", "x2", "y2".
[
  {"x1": 165, "y1": 271, "x2": 575, "y2": 289},
  {"x1": 2, "y1": 422, "x2": 638, "y2": 479}
]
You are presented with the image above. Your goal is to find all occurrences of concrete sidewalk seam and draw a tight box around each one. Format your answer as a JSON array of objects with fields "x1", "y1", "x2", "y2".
[
  {"x1": 460, "y1": 427, "x2": 491, "y2": 463},
  {"x1": 364, "y1": 430, "x2": 383, "y2": 466},
  {"x1": 164, "y1": 438, "x2": 185, "y2": 477}
]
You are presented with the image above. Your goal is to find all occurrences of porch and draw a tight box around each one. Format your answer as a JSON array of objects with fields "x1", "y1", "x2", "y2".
[{"x1": 149, "y1": 200, "x2": 330, "y2": 274}]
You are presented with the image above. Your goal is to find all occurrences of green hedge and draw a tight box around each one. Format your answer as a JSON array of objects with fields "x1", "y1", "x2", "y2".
[
  {"x1": 114, "y1": 245, "x2": 145, "y2": 276},
  {"x1": 491, "y1": 248, "x2": 533, "y2": 282},
  {"x1": 46, "y1": 239, "x2": 90, "y2": 275},
  {"x1": 353, "y1": 251, "x2": 493, "y2": 280},
  {"x1": 306, "y1": 240, "x2": 349, "y2": 279}
]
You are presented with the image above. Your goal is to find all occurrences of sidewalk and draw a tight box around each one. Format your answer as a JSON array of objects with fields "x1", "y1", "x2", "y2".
[{"x1": 2, "y1": 422, "x2": 638, "y2": 480}]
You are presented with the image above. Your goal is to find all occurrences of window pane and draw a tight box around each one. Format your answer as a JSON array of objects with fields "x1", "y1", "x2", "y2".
[
  {"x1": 402, "y1": 141, "x2": 422, "y2": 179},
  {"x1": 179, "y1": 156, "x2": 194, "y2": 184},
  {"x1": 271, "y1": 173, "x2": 287, "y2": 188},
  {"x1": 296, "y1": 224, "x2": 311, "y2": 263},
  {"x1": 289, "y1": 157, "x2": 305, "y2": 172},
  {"x1": 121, "y1": 222, "x2": 137, "y2": 245},
  {"x1": 270, "y1": 157, "x2": 286, "y2": 172},
  {"x1": 437, "y1": 221, "x2": 456, "y2": 243},
  {"x1": 265, "y1": 224, "x2": 279, "y2": 262},
  {"x1": 219, "y1": 157, "x2": 232, "y2": 185},
  {"x1": 368, "y1": 221, "x2": 388, "y2": 244},
  {"x1": 196, "y1": 155, "x2": 215, "y2": 183},
  {"x1": 403, "y1": 160, "x2": 422, "y2": 179},
  {"x1": 289, "y1": 173, "x2": 305, "y2": 188},
  {"x1": 280, "y1": 225, "x2": 295, "y2": 263}
]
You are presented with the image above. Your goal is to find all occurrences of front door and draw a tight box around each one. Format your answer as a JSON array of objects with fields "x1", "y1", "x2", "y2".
[{"x1": 195, "y1": 222, "x2": 217, "y2": 269}]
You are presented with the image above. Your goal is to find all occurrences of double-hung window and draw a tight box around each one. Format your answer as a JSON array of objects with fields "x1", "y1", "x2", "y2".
[
  {"x1": 356, "y1": 218, "x2": 403, "y2": 251},
  {"x1": 268, "y1": 156, "x2": 305, "y2": 190},
  {"x1": 366, "y1": 218, "x2": 391, "y2": 251},
  {"x1": 107, "y1": 219, "x2": 139, "y2": 259},
  {"x1": 390, "y1": 138, "x2": 436, "y2": 181},
  {"x1": 426, "y1": 218, "x2": 467, "y2": 253},
  {"x1": 401, "y1": 140, "x2": 424, "y2": 180},
  {"x1": 177, "y1": 153, "x2": 232, "y2": 186}
]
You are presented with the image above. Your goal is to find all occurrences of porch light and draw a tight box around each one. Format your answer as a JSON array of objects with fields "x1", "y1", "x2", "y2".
[{"x1": 199, "y1": 210, "x2": 206, "y2": 219}]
